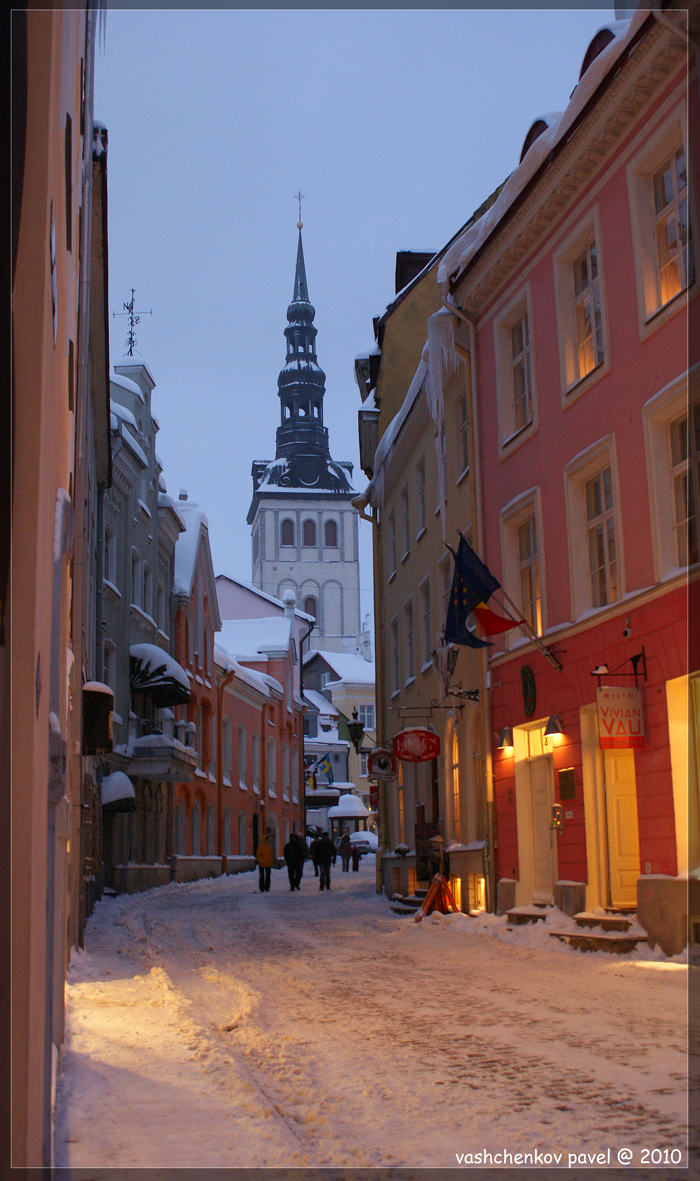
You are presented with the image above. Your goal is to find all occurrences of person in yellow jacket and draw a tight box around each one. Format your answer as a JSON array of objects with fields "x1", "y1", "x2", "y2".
[{"x1": 256, "y1": 833, "x2": 274, "y2": 892}]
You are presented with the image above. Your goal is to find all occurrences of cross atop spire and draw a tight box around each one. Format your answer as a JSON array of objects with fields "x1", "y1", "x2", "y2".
[{"x1": 295, "y1": 189, "x2": 304, "y2": 229}]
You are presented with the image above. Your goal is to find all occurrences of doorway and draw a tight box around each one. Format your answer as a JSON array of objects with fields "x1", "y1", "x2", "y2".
[
  {"x1": 529, "y1": 756, "x2": 555, "y2": 901},
  {"x1": 604, "y1": 749, "x2": 640, "y2": 909}
]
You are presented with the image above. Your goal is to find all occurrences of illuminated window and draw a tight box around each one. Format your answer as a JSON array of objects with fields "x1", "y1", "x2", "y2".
[
  {"x1": 653, "y1": 147, "x2": 694, "y2": 306},
  {"x1": 670, "y1": 402, "x2": 700, "y2": 567},
  {"x1": 573, "y1": 240, "x2": 604, "y2": 380},
  {"x1": 518, "y1": 516, "x2": 541, "y2": 632}
]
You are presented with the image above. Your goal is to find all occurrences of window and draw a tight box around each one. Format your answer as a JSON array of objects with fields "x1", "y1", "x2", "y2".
[
  {"x1": 103, "y1": 642, "x2": 114, "y2": 688},
  {"x1": 573, "y1": 241, "x2": 604, "y2": 380},
  {"x1": 439, "y1": 553, "x2": 452, "y2": 616},
  {"x1": 131, "y1": 549, "x2": 140, "y2": 606},
  {"x1": 209, "y1": 711, "x2": 217, "y2": 777},
  {"x1": 416, "y1": 459, "x2": 426, "y2": 535},
  {"x1": 400, "y1": 486, "x2": 410, "y2": 557},
  {"x1": 419, "y1": 578, "x2": 432, "y2": 667},
  {"x1": 628, "y1": 115, "x2": 694, "y2": 328},
  {"x1": 358, "y1": 703, "x2": 375, "y2": 730},
  {"x1": 448, "y1": 720, "x2": 460, "y2": 842},
  {"x1": 359, "y1": 752, "x2": 368, "y2": 778},
  {"x1": 390, "y1": 616, "x2": 400, "y2": 696},
  {"x1": 292, "y1": 756, "x2": 299, "y2": 802},
  {"x1": 564, "y1": 437, "x2": 622, "y2": 618},
  {"x1": 238, "y1": 724, "x2": 247, "y2": 787},
  {"x1": 267, "y1": 737, "x2": 276, "y2": 797},
  {"x1": 104, "y1": 528, "x2": 114, "y2": 583},
  {"x1": 585, "y1": 467, "x2": 618, "y2": 608},
  {"x1": 670, "y1": 403, "x2": 700, "y2": 567},
  {"x1": 653, "y1": 147, "x2": 694, "y2": 307},
  {"x1": 303, "y1": 519, "x2": 316, "y2": 547},
  {"x1": 494, "y1": 289, "x2": 538, "y2": 447},
  {"x1": 500, "y1": 490, "x2": 545, "y2": 643},
  {"x1": 281, "y1": 518, "x2": 295, "y2": 547},
  {"x1": 282, "y1": 743, "x2": 290, "y2": 800},
  {"x1": 223, "y1": 717, "x2": 232, "y2": 783},
  {"x1": 388, "y1": 510, "x2": 397, "y2": 577},
  {"x1": 518, "y1": 517, "x2": 541, "y2": 633},
  {"x1": 403, "y1": 597, "x2": 415, "y2": 682},
  {"x1": 458, "y1": 395, "x2": 469, "y2": 475},
  {"x1": 304, "y1": 595, "x2": 317, "y2": 621},
  {"x1": 554, "y1": 213, "x2": 608, "y2": 397},
  {"x1": 196, "y1": 706, "x2": 203, "y2": 770},
  {"x1": 156, "y1": 581, "x2": 165, "y2": 631},
  {"x1": 252, "y1": 732, "x2": 260, "y2": 793},
  {"x1": 324, "y1": 519, "x2": 338, "y2": 547},
  {"x1": 142, "y1": 564, "x2": 152, "y2": 617}
]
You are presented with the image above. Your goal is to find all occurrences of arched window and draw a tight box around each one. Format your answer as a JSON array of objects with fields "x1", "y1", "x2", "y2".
[
  {"x1": 281, "y1": 518, "x2": 295, "y2": 547},
  {"x1": 304, "y1": 595, "x2": 317, "y2": 622},
  {"x1": 450, "y1": 723, "x2": 461, "y2": 842},
  {"x1": 303, "y1": 519, "x2": 316, "y2": 547},
  {"x1": 324, "y1": 519, "x2": 338, "y2": 547}
]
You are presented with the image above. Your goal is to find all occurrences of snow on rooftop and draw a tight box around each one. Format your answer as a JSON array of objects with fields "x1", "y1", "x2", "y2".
[
  {"x1": 111, "y1": 372, "x2": 144, "y2": 402},
  {"x1": 109, "y1": 400, "x2": 138, "y2": 429},
  {"x1": 218, "y1": 616, "x2": 292, "y2": 662},
  {"x1": 213, "y1": 644, "x2": 280, "y2": 697},
  {"x1": 437, "y1": 12, "x2": 646, "y2": 292},
  {"x1": 304, "y1": 650, "x2": 376, "y2": 684},
  {"x1": 173, "y1": 503, "x2": 209, "y2": 596},
  {"x1": 303, "y1": 689, "x2": 339, "y2": 716}
]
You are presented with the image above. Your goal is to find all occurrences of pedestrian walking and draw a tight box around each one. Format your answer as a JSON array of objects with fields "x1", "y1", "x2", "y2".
[
  {"x1": 256, "y1": 832, "x2": 274, "y2": 892},
  {"x1": 339, "y1": 833, "x2": 351, "y2": 872},
  {"x1": 310, "y1": 834, "x2": 322, "y2": 877},
  {"x1": 283, "y1": 832, "x2": 305, "y2": 891},
  {"x1": 351, "y1": 844, "x2": 362, "y2": 872},
  {"x1": 316, "y1": 831, "x2": 335, "y2": 891}
]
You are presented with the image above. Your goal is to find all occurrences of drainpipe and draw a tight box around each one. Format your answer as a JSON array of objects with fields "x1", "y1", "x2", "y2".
[
  {"x1": 217, "y1": 666, "x2": 235, "y2": 872},
  {"x1": 297, "y1": 619, "x2": 315, "y2": 839},
  {"x1": 442, "y1": 293, "x2": 496, "y2": 912}
]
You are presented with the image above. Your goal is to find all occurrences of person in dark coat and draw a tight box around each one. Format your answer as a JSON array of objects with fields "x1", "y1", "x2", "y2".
[
  {"x1": 351, "y1": 844, "x2": 362, "y2": 872},
  {"x1": 339, "y1": 833, "x2": 352, "y2": 872},
  {"x1": 310, "y1": 835, "x2": 322, "y2": 877},
  {"x1": 283, "y1": 832, "x2": 305, "y2": 891},
  {"x1": 316, "y1": 832, "x2": 335, "y2": 891}
]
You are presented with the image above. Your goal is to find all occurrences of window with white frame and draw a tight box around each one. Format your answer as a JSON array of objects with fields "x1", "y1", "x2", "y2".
[
  {"x1": 282, "y1": 743, "x2": 290, "y2": 800},
  {"x1": 510, "y1": 311, "x2": 533, "y2": 431},
  {"x1": 669, "y1": 400, "x2": 700, "y2": 568},
  {"x1": 416, "y1": 458, "x2": 426, "y2": 535},
  {"x1": 419, "y1": 577, "x2": 432, "y2": 667},
  {"x1": 585, "y1": 466, "x2": 618, "y2": 608},
  {"x1": 238, "y1": 724, "x2": 247, "y2": 787},
  {"x1": 554, "y1": 214, "x2": 608, "y2": 395},
  {"x1": 628, "y1": 113, "x2": 695, "y2": 327},
  {"x1": 104, "y1": 528, "x2": 114, "y2": 584},
  {"x1": 209, "y1": 711, "x2": 217, "y2": 777},
  {"x1": 439, "y1": 553, "x2": 452, "y2": 617},
  {"x1": 223, "y1": 716, "x2": 232, "y2": 783},
  {"x1": 359, "y1": 752, "x2": 368, "y2": 777},
  {"x1": 564, "y1": 437, "x2": 622, "y2": 618},
  {"x1": 500, "y1": 489, "x2": 544, "y2": 642},
  {"x1": 654, "y1": 146, "x2": 694, "y2": 306},
  {"x1": 389, "y1": 616, "x2": 400, "y2": 696},
  {"x1": 494, "y1": 289, "x2": 537, "y2": 448},
  {"x1": 358, "y1": 703, "x2": 375, "y2": 731},
  {"x1": 403, "y1": 597, "x2": 415, "y2": 682}
]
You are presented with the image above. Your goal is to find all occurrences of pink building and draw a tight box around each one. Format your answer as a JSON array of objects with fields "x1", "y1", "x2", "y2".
[{"x1": 439, "y1": 8, "x2": 697, "y2": 949}]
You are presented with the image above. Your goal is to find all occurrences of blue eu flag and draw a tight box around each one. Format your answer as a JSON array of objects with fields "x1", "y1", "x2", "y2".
[{"x1": 444, "y1": 536, "x2": 501, "y2": 648}]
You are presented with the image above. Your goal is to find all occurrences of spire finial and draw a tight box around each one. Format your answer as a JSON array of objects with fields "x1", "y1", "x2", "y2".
[
  {"x1": 112, "y1": 288, "x2": 152, "y2": 356},
  {"x1": 295, "y1": 189, "x2": 304, "y2": 230}
]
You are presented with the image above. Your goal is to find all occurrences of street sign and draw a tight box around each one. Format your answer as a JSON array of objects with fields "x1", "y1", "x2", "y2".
[
  {"x1": 367, "y1": 748, "x2": 397, "y2": 780},
  {"x1": 393, "y1": 728, "x2": 440, "y2": 763}
]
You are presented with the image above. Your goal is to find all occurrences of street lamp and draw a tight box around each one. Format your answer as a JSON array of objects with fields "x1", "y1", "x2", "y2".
[{"x1": 347, "y1": 708, "x2": 365, "y2": 754}]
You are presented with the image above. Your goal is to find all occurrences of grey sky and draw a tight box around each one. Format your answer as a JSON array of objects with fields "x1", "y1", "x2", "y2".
[{"x1": 94, "y1": 7, "x2": 618, "y2": 628}]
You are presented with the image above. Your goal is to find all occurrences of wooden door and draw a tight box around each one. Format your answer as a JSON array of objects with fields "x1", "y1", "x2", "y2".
[
  {"x1": 530, "y1": 757, "x2": 555, "y2": 900},
  {"x1": 604, "y1": 749, "x2": 640, "y2": 909}
]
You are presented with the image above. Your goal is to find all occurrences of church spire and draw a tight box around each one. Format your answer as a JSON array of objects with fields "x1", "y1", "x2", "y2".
[{"x1": 293, "y1": 229, "x2": 309, "y2": 305}]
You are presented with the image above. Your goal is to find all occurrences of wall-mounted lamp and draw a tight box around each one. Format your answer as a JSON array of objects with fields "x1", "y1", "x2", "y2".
[
  {"x1": 496, "y1": 726, "x2": 513, "y2": 750},
  {"x1": 591, "y1": 647, "x2": 647, "y2": 688},
  {"x1": 544, "y1": 714, "x2": 565, "y2": 739}
]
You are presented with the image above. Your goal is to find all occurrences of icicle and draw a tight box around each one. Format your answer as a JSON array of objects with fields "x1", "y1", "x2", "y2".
[{"x1": 425, "y1": 309, "x2": 463, "y2": 426}]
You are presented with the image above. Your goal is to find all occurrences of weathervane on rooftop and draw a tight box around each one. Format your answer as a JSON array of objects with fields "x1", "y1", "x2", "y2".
[
  {"x1": 295, "y1": 190, "x2": 304, "y2": 230},
  {"x1": 113, "y1": 288, "x2": 152, "y2": 356}
]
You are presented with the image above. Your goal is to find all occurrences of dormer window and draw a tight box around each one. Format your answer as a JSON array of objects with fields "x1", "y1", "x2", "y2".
[
  {"x1": 519, "y1": 119, "x2": 549, "y2": 163},
  {"x1": 578, "y1": 27, "x2": 615, "y2": 79}
]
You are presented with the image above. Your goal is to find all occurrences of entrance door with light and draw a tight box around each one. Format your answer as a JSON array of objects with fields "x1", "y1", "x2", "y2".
[
  {"x1": 529, "y1": 756, "x2": 555, "y2": 901},
  {"x1": 604, "y1": 749, "x2": 640, "y2": 909}
]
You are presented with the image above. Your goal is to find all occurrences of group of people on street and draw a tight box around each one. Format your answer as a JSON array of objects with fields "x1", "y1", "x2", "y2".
[
  {"x1": 338, "y1": 833, "x2": 362, "y2": 873},
  {"x1": 256, "y1": 829, "x2": 352, "y2": 893}
]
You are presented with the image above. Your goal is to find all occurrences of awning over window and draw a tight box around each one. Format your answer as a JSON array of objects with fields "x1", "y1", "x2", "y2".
[
  {"x1": 101, "y1": 771, "x2": 136, "y2": 811},
  {"x1": 129, "y1": 643, "x2": 192, "y2": 707}
]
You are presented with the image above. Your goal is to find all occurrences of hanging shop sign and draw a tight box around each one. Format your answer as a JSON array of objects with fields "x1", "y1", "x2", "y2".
[
  {"x1": 368, "y1": 782, "x2": 379, "y2": 811},
  {"x1": 393, "y1": 728, "x2": 441, "y2": 763},
  {"x1": 367, "y1": 748, "x2": 397, "y2": 780},
  {"x1": 596, "y1": 686, "x2": 645, "y2": 749}
]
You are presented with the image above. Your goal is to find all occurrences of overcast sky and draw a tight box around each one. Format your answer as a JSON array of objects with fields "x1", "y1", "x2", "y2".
[{"x1": 94, "y1": 5, "x2": 620, "y2": 629}]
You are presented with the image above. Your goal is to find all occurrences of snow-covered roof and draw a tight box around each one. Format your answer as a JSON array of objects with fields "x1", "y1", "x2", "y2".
[
  {"x1": 213, "y1": 643, "x2": 282, "y2": 698},
  {"x1": 215, "y1": 575, "x2": 315, "y2": 622},
  {"x1": 173, "y1": 502, "x2": 209, "y2": 596},
  {"x1": 218, "y1": 617, "x2": 292, "y2": 662},
  {"x1": 304, "y1": 650, "x2": 376, "y2": 685},
  {"x1": 303, "y1": 689, "x2": 339, "y2": 716},
  {"x1": 438, "y1": 11, "x2": 647, "y2": 292},
  {"x1": 327, "y1": 795, "x2": 370, "y2": 818},
  {"x1": 111, "y1": 372, "x2": 144, "y2": 402},
  {"x1": 130, "y1": 644, "x2": 191, "y2": 698},
  {"x1": 157, "y1": 493, "x2": 186, "y2": 531},
  {"x1": 110, "y1": 400, "x2": 138, "y2": 429}
]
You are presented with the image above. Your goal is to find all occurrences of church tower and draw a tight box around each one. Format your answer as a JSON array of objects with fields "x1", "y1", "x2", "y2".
[{"x1": 248, "y1": 223, "x2": 361, "y2": 653}]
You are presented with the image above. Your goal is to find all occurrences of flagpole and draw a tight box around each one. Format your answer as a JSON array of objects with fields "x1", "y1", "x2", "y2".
[{"x1": 488, "y1": 587, "x2": 562, "y2": 671}]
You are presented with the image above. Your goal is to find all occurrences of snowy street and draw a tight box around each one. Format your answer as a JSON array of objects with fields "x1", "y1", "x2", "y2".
[{"x1": 56, "y1": 858, "x2": 692, "y2": 1171}]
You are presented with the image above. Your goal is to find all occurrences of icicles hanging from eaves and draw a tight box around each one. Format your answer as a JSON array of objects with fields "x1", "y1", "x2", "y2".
[{"x1": 424, "y1": 307, "x2": 464, "y2": 427}]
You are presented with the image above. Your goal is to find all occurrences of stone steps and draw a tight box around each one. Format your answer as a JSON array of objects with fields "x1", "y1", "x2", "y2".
[
  {"x1": 573, "y1": 911, "x2": 633, "y2": 932},
  {"x1": 549, "y1": 930, "x2": 649, "y2": 954}
]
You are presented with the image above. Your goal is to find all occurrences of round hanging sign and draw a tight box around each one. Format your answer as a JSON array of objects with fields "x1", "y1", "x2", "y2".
[
  {"x1": 367, "y1": 747, "x2": 397, "y2": 780},
  {"x1": 393, "y1": 728, "x2": 441, "y2": 763}
]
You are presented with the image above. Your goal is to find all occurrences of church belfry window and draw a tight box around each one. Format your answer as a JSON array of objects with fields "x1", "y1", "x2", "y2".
[
  {"x1": 324, "y1": 519, "x2": 337, "y2": 547},
  {"x1": 281, "y1": 518, "x2": 295, "y2": 547},
  {"x1": 303, "y1": 519, "x2": 316, "y2": 547}
]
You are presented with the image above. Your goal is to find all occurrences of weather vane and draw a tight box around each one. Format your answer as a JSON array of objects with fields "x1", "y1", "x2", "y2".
[
  {"x1": 295, "y1": 190, "x2": 304, "y2": 230},
  {"x1": 113, "y1": 288, "x2": 152, "y2": 356}
]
